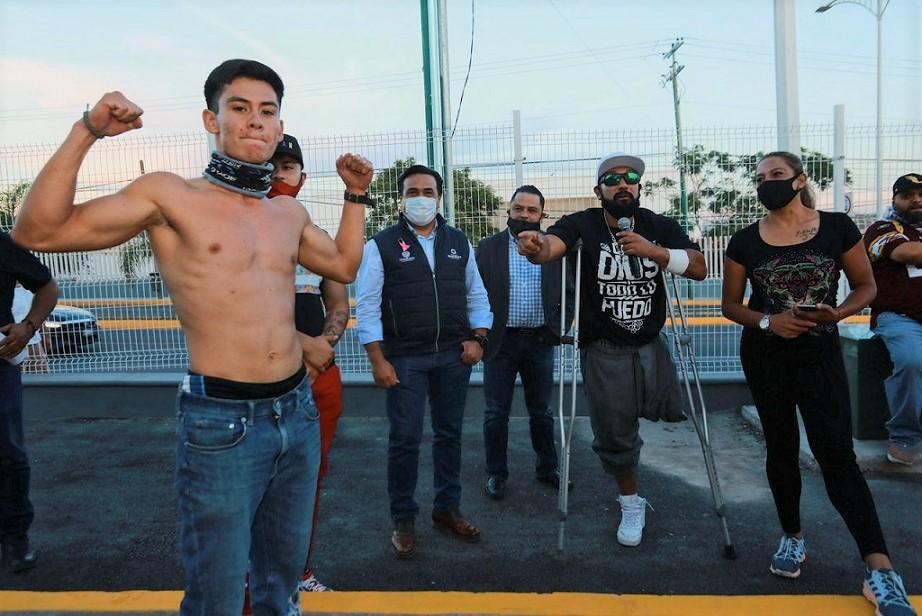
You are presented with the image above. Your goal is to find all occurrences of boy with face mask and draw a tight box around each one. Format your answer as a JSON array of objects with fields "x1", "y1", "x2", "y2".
[{"x1": 355, "y1": 164, "x2": 492, "y2": 559}]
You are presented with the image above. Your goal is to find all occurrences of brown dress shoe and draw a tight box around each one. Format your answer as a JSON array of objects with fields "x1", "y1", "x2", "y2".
[
  {"x1": 391, "y1": 519, "x2": 416, "y2": 559},
  {"x1": 432, "y1": 509, "x2": 481, "y2": 543}
]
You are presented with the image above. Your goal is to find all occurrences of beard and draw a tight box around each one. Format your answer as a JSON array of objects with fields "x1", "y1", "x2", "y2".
[{"x1": 600, "y1": 190, "x2": 640, "y2": 219}]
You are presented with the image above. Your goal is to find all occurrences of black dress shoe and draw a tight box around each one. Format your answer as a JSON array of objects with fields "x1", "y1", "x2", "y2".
[
  {"x1": 484, "y1": 476, "x2": 506, "y2": 500},
  {"x1": 2, "y1": 544, "x2": 36, "y2": 573},
  {"x1": 536, "y1": 470, "x2": 574, "y2": 491}
]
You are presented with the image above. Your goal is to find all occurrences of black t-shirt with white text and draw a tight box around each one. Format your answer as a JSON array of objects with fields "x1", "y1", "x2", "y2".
[
  {"x1": 547, "y1": 207, "x2": 698, "y2": 346},
  {"x1": 725, "y1": 211, "x2": 862, "y2": 334}
]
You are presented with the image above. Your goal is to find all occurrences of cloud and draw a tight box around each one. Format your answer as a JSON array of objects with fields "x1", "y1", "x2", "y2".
[{"x1": 0, "y1": 57, "x2": 113, "y2": 112}]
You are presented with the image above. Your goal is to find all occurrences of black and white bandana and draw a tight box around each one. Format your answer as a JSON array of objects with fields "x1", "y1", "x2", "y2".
[{"x1": 202, "y1": 150, "x2": 274, "y2": 198}]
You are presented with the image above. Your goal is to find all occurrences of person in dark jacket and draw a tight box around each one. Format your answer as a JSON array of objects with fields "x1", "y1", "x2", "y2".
[
  {"x1": 475, "y1": 185, "x2": 572, "y2": 500},
  {"x1": 355, "y1": 165, "x2": 493, "y2": 559}
]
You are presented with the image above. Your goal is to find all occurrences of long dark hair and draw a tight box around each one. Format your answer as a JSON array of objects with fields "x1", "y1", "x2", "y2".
[{"x1": 759, "y1": 151, "x2": 815, "y2": 209}]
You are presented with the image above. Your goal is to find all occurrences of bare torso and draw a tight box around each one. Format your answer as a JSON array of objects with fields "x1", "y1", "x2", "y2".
[{"x1": 147, "y1": 175, "x2": 306, "y2": 382}]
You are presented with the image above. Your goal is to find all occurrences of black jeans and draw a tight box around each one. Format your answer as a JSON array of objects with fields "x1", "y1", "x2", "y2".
[
  {"x1": 740, "y1": 328, "x2": 888, "y2": 559},
  {"x1": 482, "y1": 329, "x2": 558, "y2": 480},
  {"x1": 0, "y1": 362, "x2": 32, "y2": 549}
]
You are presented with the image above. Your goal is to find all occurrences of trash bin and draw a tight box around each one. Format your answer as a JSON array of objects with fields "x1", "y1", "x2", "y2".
[{"x1": 838, "y1": 324, "x2": 893, "y2": 440}]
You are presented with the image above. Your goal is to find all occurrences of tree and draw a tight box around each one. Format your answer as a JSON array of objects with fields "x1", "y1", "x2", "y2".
[
  {"x1": 366, "y1": 157, "x2": 502, "y2": 242},
  {"x1": 650, "y1": 146, "x2": 851, "y2": 237},
  {"x1": 0, "y1": 181, "x2": 29, "y2": 231}
]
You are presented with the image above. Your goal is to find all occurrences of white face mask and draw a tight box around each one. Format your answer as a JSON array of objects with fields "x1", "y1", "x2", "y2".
[{"x1": 403, "y1": 196, "x2": 438, "y2": 227}]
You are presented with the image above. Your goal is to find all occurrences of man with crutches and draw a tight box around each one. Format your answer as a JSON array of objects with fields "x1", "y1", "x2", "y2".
[{"x1": 516, "y1": 152, "x2": 707, "y2": 547}]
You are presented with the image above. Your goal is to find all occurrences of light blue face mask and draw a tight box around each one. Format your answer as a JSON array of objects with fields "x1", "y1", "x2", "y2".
[{"x1": 403, "y1": 196, "x2": 438, "y2": 226}]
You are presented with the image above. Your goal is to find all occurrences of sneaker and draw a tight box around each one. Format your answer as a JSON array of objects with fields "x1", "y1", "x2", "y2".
[
  {"x1": 298, "y1": 569, "x2": 331, "y2": 592},
  {"x1": 286, "y1": 590, "x2": 301, "y2": 616},
  {"x1": 1, "y1": 539, "x2": 37, "y2": 574},
  {"x1": 863, "y1": 568, "x2": 917, "y2": 616},
  {"x1": 887, "y1": 443, "x2": 916, "y2": 467},
  {"x1": 769, "y1": 535, "x2": 806, "y2": 578},
  {"x1": 617, "y1": 494, "x2": 648, "y2": 547}
]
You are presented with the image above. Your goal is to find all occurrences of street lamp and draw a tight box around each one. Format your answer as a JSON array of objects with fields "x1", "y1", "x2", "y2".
[{"x1": 816, "y1": 0, "x2": 890, "y2": 218}]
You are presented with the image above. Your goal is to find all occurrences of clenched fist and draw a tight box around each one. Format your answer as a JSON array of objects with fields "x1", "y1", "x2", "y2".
[
  {"x1": 336, "y1": 153, "x2": 374, "y2": 194},
  {"x1": 84, "y1": 92, "x2": 144, "y2": 138}
]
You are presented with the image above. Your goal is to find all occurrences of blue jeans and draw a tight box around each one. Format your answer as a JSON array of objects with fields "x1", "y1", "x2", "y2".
[
  {"x1": 483, "y1": 330, "x2": 558, "y2": 480},
  {"x1": 0, "y1": 362, "x2": 32, "y2": 549},
  {"x1": 386, "y1": 348, "x2": 472, "y2": 521},
  {"x1": 174, "y1": 378, "x2": 319, "y2": 616},
  {"x1": 874, "y1": 312, "x2": 922, "y2": 450}
]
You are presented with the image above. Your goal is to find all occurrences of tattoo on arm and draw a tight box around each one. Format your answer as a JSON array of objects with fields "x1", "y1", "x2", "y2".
[
  {"x1": 322, "y1": 309, "x2": 349, "y2": 345},
  {"x1": 796, "y1": 226, "x2": 818, "y2": 242}
]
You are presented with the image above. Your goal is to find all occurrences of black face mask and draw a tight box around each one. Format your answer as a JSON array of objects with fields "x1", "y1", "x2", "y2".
[
  {"x1": 757, "y1": 177, "x2": 801, "y2": 211},
  {"x1": 202, "y1": 150, "x2": 274, "y2": 198},
  {"x1": 600, "y1": 191, "x2": 640, "y2": 219},
  {"x1": 507, "y1": 217, "x2": 542, "y2": 237}
]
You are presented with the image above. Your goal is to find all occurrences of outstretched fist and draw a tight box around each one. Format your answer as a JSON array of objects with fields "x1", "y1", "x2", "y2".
[
  {"x1": 336, "y1": 153, "x2": 374, "y2": 193},
  {"x1": 85, "y1": 92, "x2": 144, "y2": 138}
]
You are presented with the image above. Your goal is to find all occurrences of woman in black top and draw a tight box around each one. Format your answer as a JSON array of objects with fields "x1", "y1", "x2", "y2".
[{"x1": 722, "y1": 152, "x2": 915, "y2": 615}]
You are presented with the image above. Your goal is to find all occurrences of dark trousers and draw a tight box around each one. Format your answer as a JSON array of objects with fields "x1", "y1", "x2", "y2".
[
  {"x1": 0, "y1": 362, "x2": 32, "y2": 549},
  {"x1": 482, "y1": 329, "x2": 558, "y2": 479},
  {"x1": 386, "y1": 348, "x2": 472, "y2": 521},
  {"x1": 740, "y1": 328, "x2": 888, "y2": 559}
]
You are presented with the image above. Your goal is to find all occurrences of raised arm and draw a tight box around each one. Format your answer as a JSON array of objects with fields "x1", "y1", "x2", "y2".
[
  {"x1": 297, "y1": 154, "x2": 373, "y2": 283},
  {"x1": 11, "y1": 93, "x2": 163, "y2": 253},
  {"x1": 516, "y1": 230, "x2": 569, "y2": 264}
]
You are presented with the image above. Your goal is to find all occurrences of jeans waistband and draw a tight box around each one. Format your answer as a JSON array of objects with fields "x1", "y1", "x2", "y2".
[
  {"x1": 178, "y1": 376, "x2": 311, "y2": 419},
  {"x1": 506, "y1": 327, "x2": 542, "y2": 336}
]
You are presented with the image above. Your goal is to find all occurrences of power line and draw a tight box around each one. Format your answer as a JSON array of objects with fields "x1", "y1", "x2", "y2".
[{"x1": 451, "y1": 0, "x2": 475, "y2": 138}]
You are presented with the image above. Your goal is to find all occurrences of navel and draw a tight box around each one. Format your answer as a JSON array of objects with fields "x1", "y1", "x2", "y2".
[{"x1": 208, "y1": 243, "x2": 222, "y2": 254}]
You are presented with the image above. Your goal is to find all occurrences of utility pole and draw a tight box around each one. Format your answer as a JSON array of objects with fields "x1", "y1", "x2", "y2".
[
  {"x1": 662, "y1": 38, "x2": 688, "y2": 232},
  {"x1": 773, "y1": 0, "x2": 801, "y2": 154}
]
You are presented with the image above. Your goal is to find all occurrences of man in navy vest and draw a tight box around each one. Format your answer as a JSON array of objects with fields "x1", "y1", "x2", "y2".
[
  {"x1": 356, "y1": 164, "x2": 493, "y2": 559},
  {"x1": 475, "y1": 185, "x2": 572, "y2": 500}
]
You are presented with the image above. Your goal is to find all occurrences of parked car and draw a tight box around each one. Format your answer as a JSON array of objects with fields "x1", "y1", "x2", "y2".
[{"x1": 42, "y1": 305, "x2": 99, "y2": 355}]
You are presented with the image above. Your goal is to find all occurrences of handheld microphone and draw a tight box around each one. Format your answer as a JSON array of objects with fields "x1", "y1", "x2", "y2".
[{"x1": 617, "y1": 217, "x2": 641, "y2": 279}]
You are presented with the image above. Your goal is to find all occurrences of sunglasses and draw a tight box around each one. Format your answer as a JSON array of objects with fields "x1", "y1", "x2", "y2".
[{"x1": 599, "y1": 171, "x2": 641, "y2": 187}]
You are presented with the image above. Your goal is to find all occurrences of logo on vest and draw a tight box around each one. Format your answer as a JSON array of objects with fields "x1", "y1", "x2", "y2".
[
  {"x1": 398, "y1": 238, "x2": 415, "y2": 262},
  {"x1": 447, "y1": 247, "x2": 463, "y2": 260}
]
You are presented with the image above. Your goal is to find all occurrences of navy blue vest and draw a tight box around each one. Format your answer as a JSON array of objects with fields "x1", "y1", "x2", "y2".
[{"x1": 374, "y1": 214, "x2": 470, "y2": 358}]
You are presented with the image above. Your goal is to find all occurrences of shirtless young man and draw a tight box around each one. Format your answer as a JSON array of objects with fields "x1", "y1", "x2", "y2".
[{"x1": 11, "y1": 59, "x2": 373, "y2": 615}]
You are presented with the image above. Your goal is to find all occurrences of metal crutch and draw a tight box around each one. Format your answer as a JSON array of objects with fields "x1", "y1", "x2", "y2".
[
  {"x1": 662, "y1": 271, "x2": 737, "y2": 559},
  {"x1": 556, "y1": 240, "x2": 582, "y2": 552}
]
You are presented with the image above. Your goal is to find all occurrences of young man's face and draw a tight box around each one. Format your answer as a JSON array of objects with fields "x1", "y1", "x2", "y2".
[
  {"x1": 508, "y1": 192, "x2": 543, "y2": 223},
  {"x1": 270, "y1": 154, "x2": 305, "y2": 188},
  {"x1": 203, "y1": 77, "x2": 284, "y2": 164},
  {"x1": 893, "y1": 187, "x2": 922, "y2": 223}
]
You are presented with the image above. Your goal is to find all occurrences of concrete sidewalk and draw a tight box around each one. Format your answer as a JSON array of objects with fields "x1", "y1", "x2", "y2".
[{"x1": 1, "y1": 405, "x2": 920, "y2": 613}]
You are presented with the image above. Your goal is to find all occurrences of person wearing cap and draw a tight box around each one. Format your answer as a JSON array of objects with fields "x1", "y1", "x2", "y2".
[
  {"x1": 515, "y1": 152, "x2": 706, "y2": 547},
  {"x1": 475, "y1": 185, "x2": 573, "y2": 500},
  {"x1": 355, "y1": 164, "x2": 493, "y2": 559},
  {"x1": 268, "y1": 135, "x2": 349, "y2": 597},
  {"x1": 864, "y1": 173, "x2": 922, "y2": 467}
]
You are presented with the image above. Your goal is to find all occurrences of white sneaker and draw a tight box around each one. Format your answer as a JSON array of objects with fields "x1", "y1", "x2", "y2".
[
  {"x1": 617, "y1": 494, "x2": 648, "y2": 547},
  {"x1": 298, "y1": 570, "x2": 331, "y2": 592},
  {"x1": 286, "y1": 591, "x2": 301, "y2": 616}
]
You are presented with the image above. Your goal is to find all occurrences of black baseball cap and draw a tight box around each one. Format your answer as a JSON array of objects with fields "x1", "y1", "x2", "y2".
[
  {"x1": 893, "y1": 173, "x2": 922, "y2": 196},
  {"x1": 272, "y1": 134, "x2": 303, "y2": 167}
]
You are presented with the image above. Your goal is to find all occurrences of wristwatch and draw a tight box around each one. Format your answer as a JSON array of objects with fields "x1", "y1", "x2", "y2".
[
  {"x1": 472, "y1": 334, "x2": 489, "y2": 349},
  {"x1": 343, "y1": 190, "x2": 376, "y2": 208},
  {"x1": 758, "y1": 314, "x2": 771, "y2": 332}
]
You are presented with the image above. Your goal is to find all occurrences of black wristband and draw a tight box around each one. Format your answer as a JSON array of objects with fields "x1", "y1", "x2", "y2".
[
  {"x1": 472, "y1": 334, "x2": 489, "y2": 349},
  {"x1": 344, "y1": 191, "x2": 375, "y2": 208},
  {"x1": 82, "y1": 111, "x2": 106, "y2": 139}
]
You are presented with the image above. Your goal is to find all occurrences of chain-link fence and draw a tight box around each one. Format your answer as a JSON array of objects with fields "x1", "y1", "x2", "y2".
[{"x1": 2, "y1": 120, "x2": 920, "y2": 376}]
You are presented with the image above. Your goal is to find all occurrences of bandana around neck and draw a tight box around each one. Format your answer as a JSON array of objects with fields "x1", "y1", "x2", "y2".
[{"x1": 202, "y1": 150, "x2": 274, "y2": 198}]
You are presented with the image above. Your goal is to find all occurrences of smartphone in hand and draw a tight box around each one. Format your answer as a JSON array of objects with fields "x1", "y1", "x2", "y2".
[{"x1": 795, "y1": 304, "x2": 819, "y2": 312}]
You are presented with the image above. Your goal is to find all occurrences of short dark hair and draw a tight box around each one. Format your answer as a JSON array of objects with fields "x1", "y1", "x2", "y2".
[
  {"x1": 203, "y1": 59, "x2": 285, "y2": 113},
  {"x1": 510, "y1": 184, "x2": 545, "y2": 209},
  {"x1": 397, "y1": 165, "x2": 443, "y2": 196}
]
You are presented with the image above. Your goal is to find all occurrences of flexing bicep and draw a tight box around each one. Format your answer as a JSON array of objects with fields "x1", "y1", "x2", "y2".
[
  {"x1": 298, "y1": 223, "x2": 353, "y2": 284},
  {"x1": 13, "y1": 173, "x2": 164, "y2": 252}
]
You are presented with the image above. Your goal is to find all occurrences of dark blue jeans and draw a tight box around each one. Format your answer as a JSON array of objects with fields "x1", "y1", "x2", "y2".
[
  {"x1": 175, "y1": 378, "x2": 320, "y2": 615},
  {"x1": 483, "y1": 330, "x2": 557, "y2": 480},
  {"x1": 386, "y1": 348, "x2": 472, "y2": 521},
  {"x1": 0, "y1": 362, "x2": 32, "y2": 549}
]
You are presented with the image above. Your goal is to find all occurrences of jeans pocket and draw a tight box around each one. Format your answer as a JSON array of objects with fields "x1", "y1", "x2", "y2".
[{"x1": 182, "y1": 415, "x2": 248, "y2": 453}]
